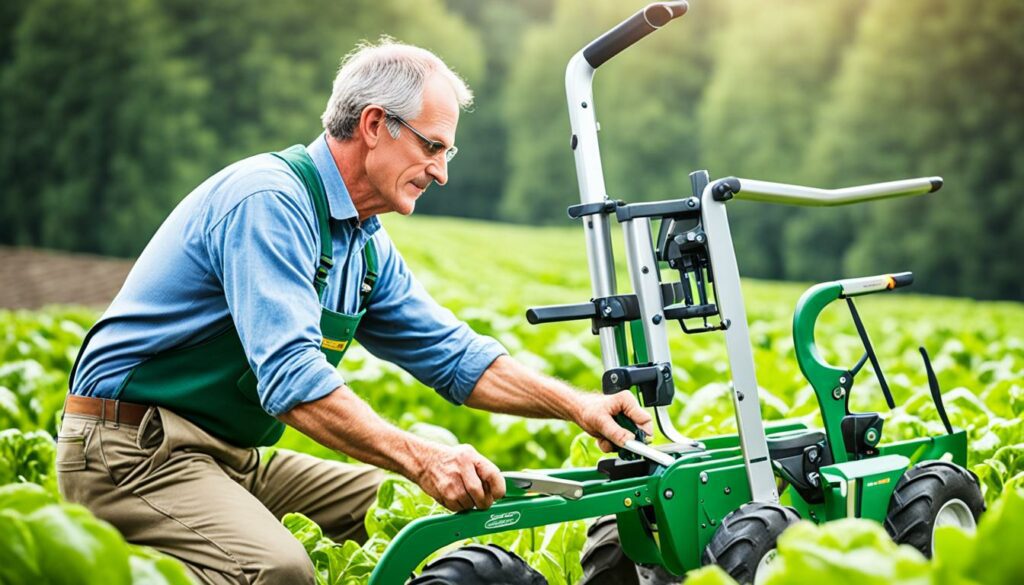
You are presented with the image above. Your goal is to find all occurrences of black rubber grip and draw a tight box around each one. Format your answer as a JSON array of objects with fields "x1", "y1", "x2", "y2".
[
  {"x1": 891, "y1": 272, "x2": 914, "y2": 289},
  {"x1": 929, "y1": 178, "x2": 943, "y2": 193},
  {"x1": 526, "y1": 302, "x2": 596, "y2": 325},
  {"x1": 582, "y1": 2, "x2": 688, "y2": 69}
]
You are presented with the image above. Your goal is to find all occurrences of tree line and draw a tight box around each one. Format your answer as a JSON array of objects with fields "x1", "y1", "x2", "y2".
[{"x1": 1, "y1": 0, "x2": 1020, "y2": 300}]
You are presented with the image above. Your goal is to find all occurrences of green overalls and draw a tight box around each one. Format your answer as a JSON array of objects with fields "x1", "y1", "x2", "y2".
[{"x1": 69, "y1": 146, "x2": 376, "y2": 448}]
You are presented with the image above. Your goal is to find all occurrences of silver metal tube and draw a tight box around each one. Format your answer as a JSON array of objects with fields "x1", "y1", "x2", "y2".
[
  {"x1": 566, "y1": 52, "x2": 620, "y2": 370},
  {"x1": 701, "y1": 181, "x2": 779, "y2": 503},
  {"x1": 733, "y1": 177, "x2": 941, "y2": 206},
  {"x1": 623, "y1": 440, "x2": 677, "y2": 467},
  {"x1": 621, "y1": 218, "x2": 697, "y2": 446}
]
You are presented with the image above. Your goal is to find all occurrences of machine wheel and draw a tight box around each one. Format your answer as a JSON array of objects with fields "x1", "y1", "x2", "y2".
[
  {"x1": 702, "y1": 502, "x2": 801, "y2": 585},
  {"x1": 884, "y1": 460, "x2": 985, "y2": 558},
  {"x1": 579, "y1": 515, "x2": 681, "y2": 585},
  {"x1": 409, "y1": 544, "x2": 546, "y2": 585}
]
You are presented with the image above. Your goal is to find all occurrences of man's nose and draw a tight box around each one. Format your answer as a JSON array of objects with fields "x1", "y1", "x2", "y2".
[{"x1": 427, "y1": 158, "x2": 448, "y2": 186}]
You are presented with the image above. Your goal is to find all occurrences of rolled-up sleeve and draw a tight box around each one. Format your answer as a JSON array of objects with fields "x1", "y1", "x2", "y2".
[
  {"x1": 205, "y1": 191, "x2": 344, "y2": 416},
  {"x1": 355, "y1": 233, "x2": 507, "y2": 404}
]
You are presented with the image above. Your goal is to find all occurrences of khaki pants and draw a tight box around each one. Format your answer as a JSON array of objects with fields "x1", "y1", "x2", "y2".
[{"x1": 56, "y1": 406, "x2": 383, "y2": 585}]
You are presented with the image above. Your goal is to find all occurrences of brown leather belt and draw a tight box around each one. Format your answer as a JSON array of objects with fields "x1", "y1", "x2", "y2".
[{"x1": 63, "y1": 394, "x2": 150, "y2": 426}]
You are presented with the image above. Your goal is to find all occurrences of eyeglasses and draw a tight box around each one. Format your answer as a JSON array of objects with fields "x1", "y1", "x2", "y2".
[{"x1": 384, "y1": 112, "x2": 458, "y2": 163}]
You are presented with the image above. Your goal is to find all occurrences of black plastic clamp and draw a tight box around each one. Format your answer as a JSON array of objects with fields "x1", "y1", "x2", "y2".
[
  {"x1": 602, "y1": 362, "x2": 674, "y2": 407},
  {"x1": 711, "y1": 177, "x2": 741, "y2": 202},
  {"x1": 567, "y1": 200, "x2": 624, "y2": 219}
]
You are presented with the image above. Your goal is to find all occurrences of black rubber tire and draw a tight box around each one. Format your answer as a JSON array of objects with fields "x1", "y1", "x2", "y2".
[
  {"x1": 580, "y1": 515, "x2": 639, "y2": 585},
  {"x1": 884, "y1": 460, "x2": 985, "y2": 558},
  {"x1": 579, "y1": 515, "x2": 681, "y2": 585},
  {"x1": 701, "y1": 502, "x2": 801, "y2": 585},
  {"x1": 409, "y1": 544, "x2": 547, "y2": 585}
]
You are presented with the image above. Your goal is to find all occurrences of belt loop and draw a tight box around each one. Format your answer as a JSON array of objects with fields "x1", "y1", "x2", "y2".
[
  {"x1": 101, "y1": 398, "x2": 107, "y2": 427},
  {"x1": 113, "y1": 399, "x2": 121, "y2": 430}
]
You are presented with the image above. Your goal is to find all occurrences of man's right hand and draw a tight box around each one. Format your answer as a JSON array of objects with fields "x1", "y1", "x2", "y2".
[{"x1": 414, "y1": 444, "x2": 505, "y2": 512}]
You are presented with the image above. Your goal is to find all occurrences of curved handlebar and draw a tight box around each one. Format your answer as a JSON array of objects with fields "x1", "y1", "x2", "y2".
[
  {"x1": 709, "y1": 176, "x2": 943, "y2": 207},
  {"x1": 582, "y1": 2, "x2": 688, "y2": 69}
]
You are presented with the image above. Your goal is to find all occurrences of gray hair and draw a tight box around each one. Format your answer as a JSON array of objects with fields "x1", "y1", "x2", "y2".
[{"x1": 321, "y1": 37, "x2": 474, "y2": 141}]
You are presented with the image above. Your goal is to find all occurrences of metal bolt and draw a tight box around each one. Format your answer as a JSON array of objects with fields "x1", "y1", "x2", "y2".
[
  {"x1": 610, "y1": 373, "x2": 619, "y2": 384},
  {"x1": 696, "y1": 235, "x2": 705, "y2": 243},
  {"x1": 737, "y1": 391, "x2": 744, "y2": 402},
  {"x1": 603, "y1": 306, "x2": 613, "y2": 316},
  {"x1": 581, "y1": 101, "x2": 588, "y2": 108},
  {"x1": 687, "y1": 198, "x2": 697, "y2": 208},
  {"x1": 700, "y1": 472, "x2": 709, "y2": 484},
  {"x1": 624, "y1": 497, "x2": 633, "y2": 507},
  {"x1": 635, "y1": 490, "x2": 642, "y2": 497},
  {"x1": 724, "y1": 487, "x2": 731, "y2": 495},
  {"x1": 641, "y1": 266, "x2": 650, "y2": 274},
  {"x1": 832, "y1": 387, "x2": 845, "y2": 400},
  {"x1": 652, "y1": 315, "x2": 663, "y2": 325},
  {"x1": 839, "y1": 376, "x2": 847, "y2": 385},
  {"x1": 664, "y1": 489, "x2": 674, "y2": 499},
  {"x1": 710, "y1": 519, "x2": 716, "y2": 526},
  {"x1": 701, "y1": 523, "x2": 707, "y2": 528}
]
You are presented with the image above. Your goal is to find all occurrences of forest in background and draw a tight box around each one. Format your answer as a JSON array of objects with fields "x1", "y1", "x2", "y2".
[{"x1": 0, "y1": 0, "x2": 1021, "y2": 300}]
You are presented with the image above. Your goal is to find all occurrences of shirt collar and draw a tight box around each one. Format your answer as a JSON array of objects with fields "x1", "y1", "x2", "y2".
[{"x1": 306, "y1": 132, "x2": 381, "y2": 235}]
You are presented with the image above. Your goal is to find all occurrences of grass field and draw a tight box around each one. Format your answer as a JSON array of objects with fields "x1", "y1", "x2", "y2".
[{"x1": 1, "y1": 214, "x2": 1022, "y2": 584}]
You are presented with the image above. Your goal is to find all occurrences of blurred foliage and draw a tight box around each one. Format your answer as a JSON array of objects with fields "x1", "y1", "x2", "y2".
[{"x1": 0, "y1": 0, "x2": 1021, "y2": 298}]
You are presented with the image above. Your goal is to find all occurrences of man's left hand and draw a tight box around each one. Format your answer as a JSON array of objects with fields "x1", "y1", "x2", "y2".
[{"x1": 575, "y1": 390, "x2": 654, "y2": 452}]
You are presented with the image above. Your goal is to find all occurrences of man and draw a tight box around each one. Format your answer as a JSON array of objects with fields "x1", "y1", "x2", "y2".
[{"x1": 58, "y1": 39, "x2": 652, "y2": 584}]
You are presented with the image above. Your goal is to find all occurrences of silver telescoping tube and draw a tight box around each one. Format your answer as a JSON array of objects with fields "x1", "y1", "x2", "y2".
[{"x1": 728, "y1": 177, "x2": 942, "y2": 206}]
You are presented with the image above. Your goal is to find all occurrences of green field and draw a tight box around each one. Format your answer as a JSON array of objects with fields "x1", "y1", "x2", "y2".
[{"x1": 2, "y1": 215, "x2": 1022, "y2": 584}]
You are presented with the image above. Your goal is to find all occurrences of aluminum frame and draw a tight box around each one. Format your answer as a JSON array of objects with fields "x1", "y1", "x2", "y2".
[
  {"x1": 565, "y1": 54, "x2": 621, "y2": 371},
  {"x1": 730, "y1": 177, "x2": 940, "y2": 206},
  {"x1": 621, "y1": 217, "x2": 699, "y2": 447},
  {"x1": 699, "y1": 181, "x2": 779, "y2": 503}
]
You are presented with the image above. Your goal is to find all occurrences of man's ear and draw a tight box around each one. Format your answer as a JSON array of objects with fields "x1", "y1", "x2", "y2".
[{"x1": 358, "y1": 105, "x2": 387, "y2": 149}]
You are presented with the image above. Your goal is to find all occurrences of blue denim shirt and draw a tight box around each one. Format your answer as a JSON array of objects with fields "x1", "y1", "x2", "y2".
[{"x1": 71, "y1": 133, "x2": 506, "y2": 415}]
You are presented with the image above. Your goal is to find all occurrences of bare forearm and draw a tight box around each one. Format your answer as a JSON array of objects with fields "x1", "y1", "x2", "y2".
[
  {"x1": 466, "y1": 355, "x2": 654, "y2": 452},
  {"x1": 277, "y1": 386, "x2": 428, "y2": 480},
  {"x1": 465, "y1": 355, "x2": 585, "y2": 421},
  {"x1": 279, "y1": 384, "x2": 508, "y2": 512}
]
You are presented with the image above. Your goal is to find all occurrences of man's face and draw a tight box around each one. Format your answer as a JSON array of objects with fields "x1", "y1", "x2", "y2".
[{"x1": 366, "y1": 73, "x2": 459, "y2": 216}]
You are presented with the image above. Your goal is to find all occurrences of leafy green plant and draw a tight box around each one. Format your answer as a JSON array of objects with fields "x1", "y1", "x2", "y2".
[
  {"x1": 0, "y1": 483, "x2": 194, "y2": 585},
  {"x1": 2, "y1": 216, "x2": 1023, "y2": 583},
  {"x1": 0, "y1": 429, "x2": 57, "y2": 495}
]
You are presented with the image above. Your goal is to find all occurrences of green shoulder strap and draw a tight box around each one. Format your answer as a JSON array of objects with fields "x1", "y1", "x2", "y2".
[
  {"x1": 360, "y1": 240, "x2": 379, "y2": 311},
  {"x1": 272, "y1": 145, "x2": 378, "y2": 307},
  {"x1": 272, "y1": 145, "x2": 334, "y2": 299}
]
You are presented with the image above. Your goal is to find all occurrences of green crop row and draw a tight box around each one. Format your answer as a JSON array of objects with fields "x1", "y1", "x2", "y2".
[{"x1": 1, "y1": 216, "x2": 1022, "y2": 583}]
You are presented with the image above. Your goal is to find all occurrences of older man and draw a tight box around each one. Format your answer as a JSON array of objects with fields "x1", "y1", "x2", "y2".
[{"x1": 58, "y1": 40, "x2": 651, "y2": 584}]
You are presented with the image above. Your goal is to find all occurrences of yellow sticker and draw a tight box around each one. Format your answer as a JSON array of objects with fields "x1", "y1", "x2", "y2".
[{"x1": 322, "y1": 338, "x2": 349, "y2": 352}]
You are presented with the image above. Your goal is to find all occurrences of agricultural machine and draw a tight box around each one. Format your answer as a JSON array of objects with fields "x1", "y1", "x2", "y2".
[{"x1": 371, "y1": 2, "x2": 985, "y2": 583}]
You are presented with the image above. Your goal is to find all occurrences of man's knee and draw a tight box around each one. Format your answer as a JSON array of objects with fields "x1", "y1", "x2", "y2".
[
  {"x1": 185, "y1": 547, "x2": 314, "y2": 585},
  {"x1": 254, "y1": 538, "x2": 316, "y2": 585}
]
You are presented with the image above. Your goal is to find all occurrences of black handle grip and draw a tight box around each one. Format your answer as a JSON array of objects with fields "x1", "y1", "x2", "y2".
[
  {"x1": 526, "y1": 302, "x2": 596, "y2": 325},
  {"x1": 582, "y1": 2, "x2": 688, "y2": 69},
  {"x1": 890, "y1": 272, "x2": 914, "y2": 289}
]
